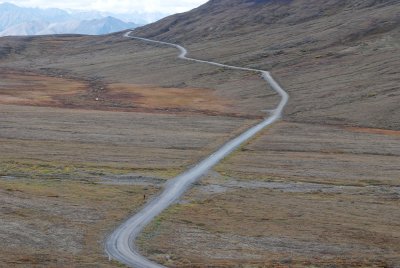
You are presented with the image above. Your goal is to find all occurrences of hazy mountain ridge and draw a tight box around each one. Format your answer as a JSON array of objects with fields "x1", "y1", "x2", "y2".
[
  {"x1": 0, "y1": 2, "x2": 70, "y2": 30},
  {"x1": 0, "y1": 2, "x2": 156, "y2": 36}
]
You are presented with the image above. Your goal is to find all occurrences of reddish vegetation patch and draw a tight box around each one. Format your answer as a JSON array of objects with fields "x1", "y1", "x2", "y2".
[
  {"x1": 0, "y1": 69, "x2": 86, "y2": 106},
  {"x1": 104, "y1": 83, "x2": 234, "y2": 115},
  {"x1": 346, "y1": 126, "x2": 400, "y2": 137},
  {"x1": 0, "y1": 69, "x2": 252, "y2": 118}
]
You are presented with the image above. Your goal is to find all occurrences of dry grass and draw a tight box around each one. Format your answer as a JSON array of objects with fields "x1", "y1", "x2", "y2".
[
  {"x1": 0, "y1": 104, "x2": 256, "y2": 173},
  {"x1": 0, "y1": 80, "x2": 258, "y2": 267},
  {"x1": 0, "y1": 28, "x2": 267, "y2": 267},
  {"x1": 0, "y1": 177, "x2": 159, "y2": 267},
  {"x1": 138, "y1": 180, "x2": 400, "y2": 267},
  {"x1": 137, "y1": 121, "x2": 400, "y2": 267},
  {"x1": 0, "y1": 69, "x2": 86, "y2": 106},
  {"x1": 0, "y1": 69, "x2": 247, "y2": 117},
  {"x1": 346, "y1": 126, "x2": 400, "y2": 137},
  {"x1": 135, "y1": 0, "x2": 400, "y2": 130},
  {"x1": 216, "y1": 122, "x2": 400, "y2": 186},
  {"x1": 0, "y1": 1, "x2": 399, "y2": 266},
  {"x1": 105, "y1": 83, "x2": 236, "y2": 116},
  {"x1": 138, "y1": 185, "x2": 400, "y2": 267},
  {"x1": 0, "y1": 35, "x2": 277, "y2": 119}
]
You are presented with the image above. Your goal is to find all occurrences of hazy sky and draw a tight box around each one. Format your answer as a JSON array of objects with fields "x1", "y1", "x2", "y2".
[{"x1": 0, "y1": 0, "x2": 208, "y2": 14}]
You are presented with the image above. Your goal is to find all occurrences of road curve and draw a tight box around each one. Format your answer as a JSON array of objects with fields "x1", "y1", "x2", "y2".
[{"x1": 105, "y1": 31, "x2": 289, "y2": 268}]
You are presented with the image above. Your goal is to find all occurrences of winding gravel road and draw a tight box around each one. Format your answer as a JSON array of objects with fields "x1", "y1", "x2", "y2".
[{"x1": 105, "y1": 31, "x2": 289, "y2": 268}]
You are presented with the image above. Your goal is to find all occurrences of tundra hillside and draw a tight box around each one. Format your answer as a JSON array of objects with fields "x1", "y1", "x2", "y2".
[
  {"x1": 0, "y1": 0, "x2": 399, "y2": 267},
  {"x1": 133, "y1": 0, "x2": 400, "y2": 266}
]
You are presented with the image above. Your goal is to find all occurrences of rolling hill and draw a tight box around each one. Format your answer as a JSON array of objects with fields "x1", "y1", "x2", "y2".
[
  {"x1": 0, "y1": 0, "x2": 399, "y2": 267},
  {"x1": 133, "y1": 0, "x2": 400, "y2": 130}
]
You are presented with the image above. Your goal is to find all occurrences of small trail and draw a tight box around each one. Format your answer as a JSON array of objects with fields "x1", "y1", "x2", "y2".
[{"x1": 105, "y1": 31, "x2": 289, "y2": 268}]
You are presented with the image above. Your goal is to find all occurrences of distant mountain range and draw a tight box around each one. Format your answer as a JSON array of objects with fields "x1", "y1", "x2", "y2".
[{"x1": 0, "y1": 2, "x2": 166, "y2": 36}]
